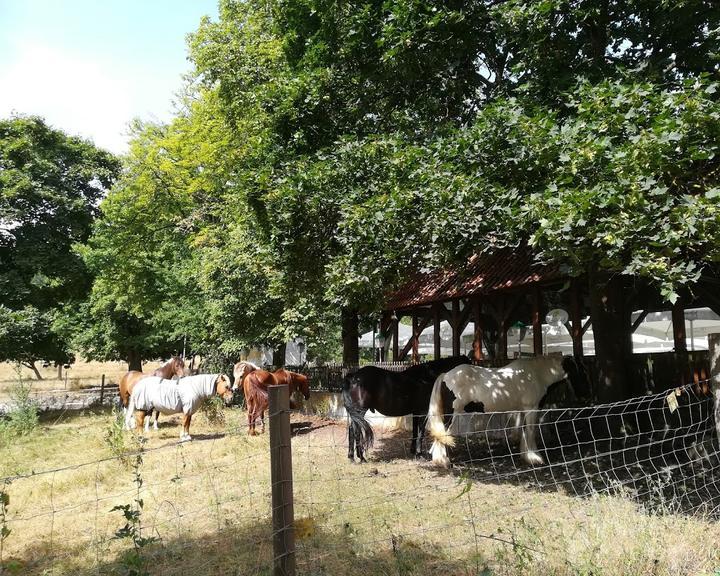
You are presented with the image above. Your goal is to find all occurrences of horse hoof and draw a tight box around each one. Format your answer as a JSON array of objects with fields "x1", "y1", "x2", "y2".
[
  {"x1": 523, "y1": 452, "x2": 545, "y2": 467},
  {"x1": 180, "y1": 434, "x2": 192, "y2": 443}
]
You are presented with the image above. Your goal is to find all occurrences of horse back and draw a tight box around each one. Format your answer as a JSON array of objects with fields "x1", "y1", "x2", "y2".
[
  {"x1": 243, "y1": 370, "x2": 277, "y2": 412},
  {"x1": 344, "y1": 366, "x2": 418, "y2": 417}
]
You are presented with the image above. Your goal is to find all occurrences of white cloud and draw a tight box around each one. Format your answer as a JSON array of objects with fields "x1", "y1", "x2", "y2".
[{"x1": 0, "y1": 38, "x2": 182, "y2": 154}]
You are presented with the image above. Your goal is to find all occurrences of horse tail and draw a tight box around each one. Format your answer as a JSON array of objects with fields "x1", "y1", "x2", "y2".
[
  {"x1": 342, "y1": 385, "x2": 374, "y2": 452},
  {"x1": 124, "y1": 390, "x2": 136, "y2": 430},
  {"x1": 426, "y1": 372, "x2": 453, "y2": 467}
]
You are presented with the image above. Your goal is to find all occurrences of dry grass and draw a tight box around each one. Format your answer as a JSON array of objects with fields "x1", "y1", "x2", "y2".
[
  {"x1": 0, "y1": 360, "x2": 167, "y2": 400},
  {"x1": 1, "y1": 406, "x2": 720, "y2": 576}
]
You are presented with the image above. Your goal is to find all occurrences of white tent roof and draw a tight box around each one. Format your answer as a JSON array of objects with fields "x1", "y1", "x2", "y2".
[{"x1": 359, "y1": 308, "x2": 720, "y2": 357}]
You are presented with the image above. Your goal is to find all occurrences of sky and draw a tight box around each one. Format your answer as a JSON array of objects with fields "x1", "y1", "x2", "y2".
[{"x1": 0, "y1": 0, "x2": 219, "y2": 154}]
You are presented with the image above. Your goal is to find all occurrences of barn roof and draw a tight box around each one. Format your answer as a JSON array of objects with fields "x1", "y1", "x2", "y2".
[{"x1": 384, "y1": 246, "x2": 564, "y2": 311}]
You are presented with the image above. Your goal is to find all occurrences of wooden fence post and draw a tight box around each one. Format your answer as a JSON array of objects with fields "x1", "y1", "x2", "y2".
[
  {"x1": 709, "y1": 334, "x2": 720, "y2": 442},
  {"x1": 269, "y1": 385, "x2": 295, "y2": 576},
  {"x1": 99, "y1": 374, "x2": 106, "y2": 405}
]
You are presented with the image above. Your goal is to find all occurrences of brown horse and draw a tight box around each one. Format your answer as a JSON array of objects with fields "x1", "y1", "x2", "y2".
[
  {"x1": 119, "y1": 356, "x2": 186, "y2": 430},
  {"x1": 243, "y1": 369, "x2": 310, "y2": 435},
  {"x1": 127, "y1": 374, "x2": 233, "y2": 441}
]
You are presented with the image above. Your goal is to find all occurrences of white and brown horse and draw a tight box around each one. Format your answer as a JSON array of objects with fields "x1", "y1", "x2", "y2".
[
  {"x1": 426, "y1": 355, "x2": 583, "y2": 468},
  {"x1": 119, "y1": 356, "x2": 187, "y2": 430},
  {"x1": 125, "y1": 373, "x2": 233, "y2": 442}
]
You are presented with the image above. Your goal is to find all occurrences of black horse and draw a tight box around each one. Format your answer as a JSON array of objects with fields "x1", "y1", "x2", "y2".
[{"x1": 343, "y1": 356, "x2": 470, "y2": 462}]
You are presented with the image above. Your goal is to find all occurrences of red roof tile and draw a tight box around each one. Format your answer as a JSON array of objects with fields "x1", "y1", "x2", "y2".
[{"x1": 384, "y1": 246, "x2": 563, "y2": 311}]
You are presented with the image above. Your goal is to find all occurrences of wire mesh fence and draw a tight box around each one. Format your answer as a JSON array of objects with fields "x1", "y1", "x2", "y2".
[{"x1": 1, "y1": 380, "x2": 720, "y2": 575}]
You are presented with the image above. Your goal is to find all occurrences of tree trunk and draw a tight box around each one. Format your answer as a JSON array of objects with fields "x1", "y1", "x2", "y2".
[
  {"x1": 272, "y1": 343, "x2": 287, "y2": 367},
  {"x1": 341, "y1": 308, "x2": 359, "y2": 366},
  {"x1": 57, "y1": 363, "x2": 62, "y2": 380},
  {"x1": 589, "y1": 272, "x2": 633, "y2": 402},
  {"x1": 127, "y1": 350, "x2": 142, "y2": 372},
  {"x1": 23, "y1": 361, "x2": 43, "y2": 380}
]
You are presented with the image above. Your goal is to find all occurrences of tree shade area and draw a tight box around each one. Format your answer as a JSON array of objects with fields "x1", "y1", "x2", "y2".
[{"x1": 1, "y1": 0, "x2": 719, "y2": 378}]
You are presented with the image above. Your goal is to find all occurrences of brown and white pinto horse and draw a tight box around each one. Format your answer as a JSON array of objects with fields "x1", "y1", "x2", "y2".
[
  {"x1": 119, "y1": 356, "x2": 186, "y2": 430},
  {"x1": 241, "y1": 369, "x2": 310, "y2": 435}
]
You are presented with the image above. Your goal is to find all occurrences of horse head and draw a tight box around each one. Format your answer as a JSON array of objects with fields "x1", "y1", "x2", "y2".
[
  {"x1": 172, "y1": 356, "x2": 188, "y2": 378},
  {"x1": 215, "y1": 374, "x2": 234, "y2": 406},
  {"x1": 292, "y1": 372, "x2": 310, "y2": 400},
  {"x1": 233, "y1": 361, "x2": 258, "y2": 391}
]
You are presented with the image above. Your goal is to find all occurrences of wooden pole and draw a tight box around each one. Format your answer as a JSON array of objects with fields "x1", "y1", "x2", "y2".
[
  {"x1": 709, "y1": 333, "x2": 720, "y2": 443},
  {"x1": 433, "y1": 305, "x2": 441, "y2": 360},
  {"x1": 570, "y1": 280, "x2": 584, "y2": 359},
  {"x1": 532, "y1": 288, "x2": 543, "y2": 356},
  {"x1": 392, "y1": 316, "x2": 399, "y2": 361},
  {"x1": 100, "y1": 374, "x2": 105, "y2": 405},
  {"x1": 472, "y1": 299, "x2": 484, "y2": 363},
  {"x1": 269, "y1": 385, "x2": 295, "y2": 576},
  {"x1": 672, "y1": 302, "x2": 687, "y2": 353},
  {"x1": 452, "y1": 300, "x2": 461, "y2": 356},
  {"x1": 412, "y1": 315, "x2": 420, "y2": 363}
]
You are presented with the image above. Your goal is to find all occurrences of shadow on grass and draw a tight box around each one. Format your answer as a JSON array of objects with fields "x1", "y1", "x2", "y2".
[{"x1": 5, "y1": 516, "x2": 485, "y2": 576}]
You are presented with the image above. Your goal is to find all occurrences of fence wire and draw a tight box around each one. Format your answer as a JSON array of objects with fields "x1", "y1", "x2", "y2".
[{"x1": 2, "y1": 381, "x2": 720, "y2": 575}]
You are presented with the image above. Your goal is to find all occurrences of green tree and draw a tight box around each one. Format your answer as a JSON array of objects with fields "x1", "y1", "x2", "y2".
[{"x1": 0, "y1": 116, "x2": 119, "y2": 376}]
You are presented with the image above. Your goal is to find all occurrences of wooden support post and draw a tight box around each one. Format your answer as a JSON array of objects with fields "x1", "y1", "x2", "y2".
[
  {"x1": 433, "y1": 305, "x2": 441, "y2": 360},
  {"x1": 570, "y1": 280, "x2": 584, "y2": 359},
  {"x1": 100, "y1": 374, "x2": 105, "y2": 405},
  {"x1": 452, "y1": 300, "x2": 461, "y2": 356},
  {"x1": 532, "y1": 288, "x2": 543, "y2": 356},
  {"x1": 710, "y1": 334, "x2": 720, "y2": 445},
  {"x1": 672, "y1": 302, "x2": 687, "y2": 353},
  {"x1": 412, "y1": 315, "x2": 420, "y2": 363},
  {"x1": 392, "y1": 316, "x2": 399, "y2": 361},
  {"x1": 472, "y1": 299, "x2": 483, "y2": 363},
  {"x1": 380, "y1": 313, "x2": 392, "y2": 362},
  {"x1": 673, "y1": 302, "x2": 689, "y2": 386},
  {"x1": 269, "y1": 385, "x2": 295, "y2": 576}
]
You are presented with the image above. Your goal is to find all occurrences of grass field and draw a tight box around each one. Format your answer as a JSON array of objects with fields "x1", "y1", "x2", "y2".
[
  {"x1": 1, "y1": 399, "x2": 720, "y2": 576},
  {"x1": 0, "y1": 360, "x2": 166, "y2": 400}
]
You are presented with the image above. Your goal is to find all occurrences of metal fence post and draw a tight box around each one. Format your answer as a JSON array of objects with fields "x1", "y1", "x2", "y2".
[
  {"x1": 99, "y1": 374, "x2": 105, "y2": 405},
  {"x1": 269, "y1": 384, "x2": 295, "y2": 576},
  {"x1": 709, "y1": 334, "x2": 720, "y2": 442}
]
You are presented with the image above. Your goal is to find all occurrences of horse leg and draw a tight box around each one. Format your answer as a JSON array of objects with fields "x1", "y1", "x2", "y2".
[
  {"x1": 355, "y1": 409, "x2": 368, "y2": 463},
  {"x1": 260, "y1": 410, "x2": 266, "y2": 434},
  {"x1": 347, "y1": 420, "x2": 355, "y2": 462},
  {"x1": 410, "y1": 415, "x2": 419, "y2": 456},
  {"x1": 135, "y1": 411, "x2": 146, "y2": 434},
  {"x1": 520, "y1": 411, "x2": 544, "y2": 466},
  {"x1": 180, "y1": 413, "x2": 192, "y2": 442},
  {"x1": 248, "y1": 406, "x2": 257, "y2": 436},
  {"x1": 152, "y1": 410, "x2": 160, "y2": 431}
]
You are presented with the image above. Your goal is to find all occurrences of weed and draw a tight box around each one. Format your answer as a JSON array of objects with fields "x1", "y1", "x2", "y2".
[
  {"x1": 1, "y1": 366, "x2": 38, "y2": 436},
  {"x1": 104, "y1": 406, "x2": 132, "y2": 466},
  {"x1": 199, "y1": 395, "x2": 226, "y2": 426},
  {"x1": 0, "y1": 482, "x2": 10, "y2": 568},
  {"x1": 111, "y1": 437, "x2": 158, "y2": 576}
]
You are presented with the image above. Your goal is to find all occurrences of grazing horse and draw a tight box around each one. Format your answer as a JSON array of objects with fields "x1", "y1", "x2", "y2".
[
  {"x1": 426, "y1": 355, "x2": 583, "y2": 468},
  {"x1": 241, "y1": 369, "x2": 310, "y2": 435},
  {"x1": 119, "y1": 356, "x2": 186, "y2": 431},
  {"x1": 125, "y1": 373, "x2": 233, "y2": 441},
  {"x1": 343, "y1": 356, "x2": 470, "y2": 463},
  {"x1": 232, "y1": 360, "x2": 260, "y2": 390}
]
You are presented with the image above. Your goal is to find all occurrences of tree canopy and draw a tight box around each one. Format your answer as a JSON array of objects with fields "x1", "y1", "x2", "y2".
[
  {"x1": 0, "y1": 116, "x2": 119, "y2": 374},
  {"x1": 71, "y1": 0, "x2": 720, "y2": 366}
]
